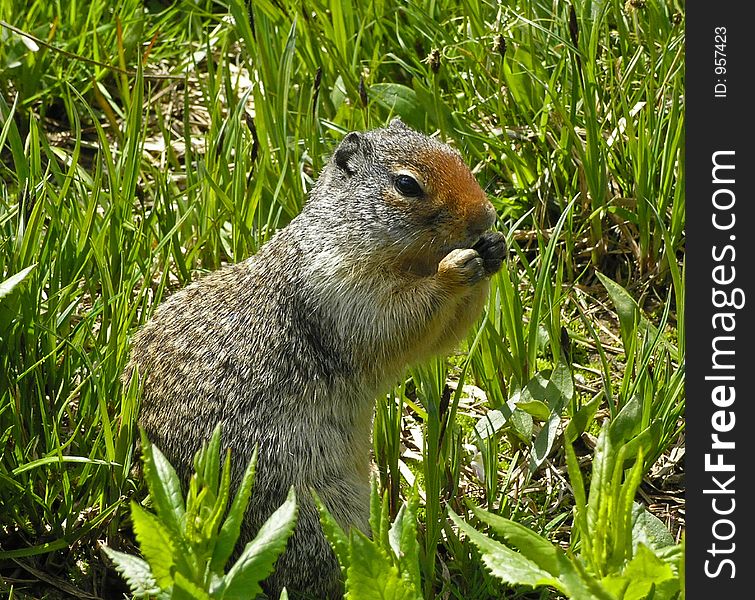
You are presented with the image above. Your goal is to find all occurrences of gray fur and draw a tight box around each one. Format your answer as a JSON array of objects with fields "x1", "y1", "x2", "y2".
[{"x1": 124, "y1": 119, "x2": 505, "y2": 599}]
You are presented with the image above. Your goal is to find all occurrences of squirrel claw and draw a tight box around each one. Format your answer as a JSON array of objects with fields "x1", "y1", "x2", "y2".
[
  {"x1": 438, "y1": 248, "x2": 486, "y2": 286},
  {"x1": 472, "y1": 231, "x2": 506, "y2": 276}
]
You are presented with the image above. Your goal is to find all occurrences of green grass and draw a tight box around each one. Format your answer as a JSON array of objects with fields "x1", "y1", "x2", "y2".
[{"x1": 0, "y1": 0, "x2": 684, "y2": 598}]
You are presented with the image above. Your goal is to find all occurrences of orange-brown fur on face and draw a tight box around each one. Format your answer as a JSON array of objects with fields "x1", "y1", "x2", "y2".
[
  {"x1": 380, "y1": 147, "x2": 495, "y2": 277},
  {"x1": 415, "y1": 148, "x2": 493, "y2": 232}
]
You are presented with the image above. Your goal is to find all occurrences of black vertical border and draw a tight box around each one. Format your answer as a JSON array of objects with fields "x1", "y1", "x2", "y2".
[{"x1": 686, "y1": 3, "x2": 751, "y2": 597}]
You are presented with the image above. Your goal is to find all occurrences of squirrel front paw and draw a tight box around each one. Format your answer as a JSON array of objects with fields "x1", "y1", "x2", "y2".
[
  {"x1": 438, "y1": 248, "x2": 486, "y2": 286},
  {"x1": 472, "y1": 231, "x2": 506, "y2": 276}
]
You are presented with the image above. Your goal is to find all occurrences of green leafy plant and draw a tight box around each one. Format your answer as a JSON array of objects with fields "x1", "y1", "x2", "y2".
[
  {"x1": 474, "y1": 358, "x2": 575, "y2": 474},
  {"x1": 1, "y1": 0, "x2": 685, "y2": 597},
  {"x1": 104, "y1": 425, "x2": 297, "y2": 600},
  {"x1": 450, "y1": 395, "x2": 684, "y2": 599},
  {"x1": 315, "y1": 478, "x2": 423, "y2": 600},
  {"x1": 591, "y1": 272, "x2": 685, "y2": 467}
]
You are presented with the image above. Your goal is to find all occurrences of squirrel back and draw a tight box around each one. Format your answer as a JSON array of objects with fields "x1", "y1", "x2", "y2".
[{"x1": 125, "y1": 118, "x2": 505, "y2": 599}]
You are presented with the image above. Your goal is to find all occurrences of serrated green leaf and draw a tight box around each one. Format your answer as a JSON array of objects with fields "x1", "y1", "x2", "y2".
[
  {"x1": 379, "y1": 488, "x2": 391, "y2": 552},
  {"x1": 185, "y1": 478, "x2": 205, "y2": 544},
  {"x1": 369, "y1": 476, "x2": 382, "y2": 544},
  {"x1": 585, "y1": 425, "x2": 612, "y2": 564},
  {"x1": 221, "y1": 486, "x2": 298, "y2": 600},
  {"x1": 194, "y1": 423, "x2": 223, "y2": 494},
  {"x1": 173, "y1": 571, "x2": 212, "y2": 600},
  {"x1": 314, "y1": 490, "x2": 351, "y2": 576},
  {"x1": 140, "y1": 430, "x2": 186, "y2": 538},
  {"x1": 561, "y1": 553, "x2": 616, "y2": 600},
  {"x1": 612, "y1": 447, "x2": 645, "y2": 569},
  {"x1": 102, "y1": 546, "x2": 160, "y2": 597},
  {"x1": 602, "y1": 544, "x2": 679, "y2": 600},
  {"x1": 130, "y1": 501, "x2": 175, "y2": 590},
  {"x1": 203, "y1": 450, "x2": 233, "y2": 541},
  {"x1": 449, "y1": 510, "x2": 560, "y2": 591},
  {"x1": 654, "y1": 540, "x2": 684, "y2": 567},
  {"x1": 467, "y1": 504, "x2": 561, "y2": 576},
  {"x1": 345, "y1": 530, "x2": 421, "y2": 600},
  {"x1": 387, "y1": 496, "x2": 421, "y2": 587},
  {"x1": 211, "y1": 446, "x2": 258, "y2": 574}
]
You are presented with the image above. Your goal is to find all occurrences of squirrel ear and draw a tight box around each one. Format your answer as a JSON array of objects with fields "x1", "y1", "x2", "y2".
[
  {"x1": 388, "y1": 117, "x2": 410, "y2": 131},
  {"x1": 334, "y1": 132, "x2": 367, "y2": 176}
]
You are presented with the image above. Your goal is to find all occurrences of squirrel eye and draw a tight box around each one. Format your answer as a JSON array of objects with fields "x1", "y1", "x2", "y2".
[{"x1": 394, "y1": 174, "x2": 423, "y2": 197}]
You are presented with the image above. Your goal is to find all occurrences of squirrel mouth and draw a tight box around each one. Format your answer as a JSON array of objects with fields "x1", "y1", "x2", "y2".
[
  {"x1": 443, "y1": 232, "x2": 488, "y2": 255},
  {"x1": 398, "y1": 231, "x2": 491, "y2": 278}
]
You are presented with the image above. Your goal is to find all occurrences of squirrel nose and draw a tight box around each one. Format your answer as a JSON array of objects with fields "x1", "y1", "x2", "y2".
[
  {"x1": 467, "y1": 201, "x2": 497, "y2": 241},
  {"x1": 483, "y1": 201, "x2": 497, "y2": 228},
  {"x1": 475, "y1": 200, "x2": 497, "y2": 231}
]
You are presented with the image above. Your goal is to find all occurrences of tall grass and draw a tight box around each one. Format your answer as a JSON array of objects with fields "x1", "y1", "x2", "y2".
[{"x1": 1, "y1": 0, "x2": 684, "y2": 597}]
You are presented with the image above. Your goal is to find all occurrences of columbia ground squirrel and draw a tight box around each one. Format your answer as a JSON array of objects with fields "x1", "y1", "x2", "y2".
[{"x1": 125, "y1": 118, "x2": 506, "y2": 598}]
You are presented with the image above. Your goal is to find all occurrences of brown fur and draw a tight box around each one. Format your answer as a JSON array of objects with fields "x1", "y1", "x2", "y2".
[{"x1": 124, "y1": 119, "x2": 506, "y2": 599}]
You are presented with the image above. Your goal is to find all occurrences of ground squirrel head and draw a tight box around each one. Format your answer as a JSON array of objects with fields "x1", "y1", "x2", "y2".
[{"x1": 307, "y1": 118, "x2": 496, "y2": 276}]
